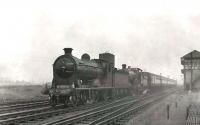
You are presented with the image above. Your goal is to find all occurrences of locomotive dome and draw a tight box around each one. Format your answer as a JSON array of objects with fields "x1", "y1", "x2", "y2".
[{"x1": 81, "y1": 53, "x2": 90, "y2": 61}]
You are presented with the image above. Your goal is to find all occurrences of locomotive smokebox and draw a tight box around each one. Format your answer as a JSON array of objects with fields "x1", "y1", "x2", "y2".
[{"x1": 63, "y1": 48, "x2": 73, "y2": 55}]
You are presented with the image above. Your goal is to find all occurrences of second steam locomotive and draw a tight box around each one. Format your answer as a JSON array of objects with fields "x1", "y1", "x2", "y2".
[{"x1": 48, "y1": 48, "x2": 176, "y2": 106}]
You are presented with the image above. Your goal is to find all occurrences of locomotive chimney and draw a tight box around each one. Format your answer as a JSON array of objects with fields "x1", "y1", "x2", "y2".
[
  {"x1": 122, "y1": 64, "x2": 126, "y2": 69},
  {"x1": 63, "y1": 48, "x2": 73, "y2": 55}
]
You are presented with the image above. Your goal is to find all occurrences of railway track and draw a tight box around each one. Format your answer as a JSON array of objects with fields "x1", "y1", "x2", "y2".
[
  {"x1": 94, "y1": 89, "x2": 178, "y2": 125},
  {"x1": 0, "y1": 96, "x2": 135, "y2": 125},
  {"x1": 0, "y1": 99, "x2": 48, "y2": 106},
  {"x1": 0, "y1": 100, "x2": 49, "y2": 114},
  {"x1": 94, "y1": 93, "x2": 170, "y2": 125},
  {"x1": 42, "y1": 89, "x2": 176, "y2": 125},
  {"x1": 0, "y1": 89, "x2": 177, "y2": 125}
]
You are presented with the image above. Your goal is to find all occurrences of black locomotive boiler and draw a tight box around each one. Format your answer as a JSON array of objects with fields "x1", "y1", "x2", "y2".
[{"x1": 49, "y1": 48, "x2": 131, "y2": 106}]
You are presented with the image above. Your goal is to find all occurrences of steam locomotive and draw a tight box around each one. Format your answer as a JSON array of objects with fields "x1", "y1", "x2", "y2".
[{"x1": 48, "y1": 48, "x2": 176, "y2": 106}]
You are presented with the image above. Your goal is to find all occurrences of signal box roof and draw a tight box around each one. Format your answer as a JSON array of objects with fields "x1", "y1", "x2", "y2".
[{"x1": 181, "y1": 50, "x2": 200, "y2": 60}]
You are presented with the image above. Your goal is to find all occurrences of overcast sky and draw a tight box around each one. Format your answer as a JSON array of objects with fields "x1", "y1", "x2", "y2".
[{"x1": 0, "y1": 0, "x2": 200, "y2": 84}]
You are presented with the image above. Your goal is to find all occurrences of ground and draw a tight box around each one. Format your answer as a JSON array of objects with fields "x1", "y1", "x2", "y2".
[
  {"x1": 126, "y1": 90, "x2": 200, "y2": 125},
  {"x1": 0, "y1": 85, "x2": 199, "y2": 125},
  {"x1": 0, "y1": 85, "x2": 48, "y2": 104}
]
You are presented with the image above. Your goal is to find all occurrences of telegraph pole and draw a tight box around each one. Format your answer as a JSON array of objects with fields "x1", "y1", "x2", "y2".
[
  {"x1": 167, "y1": 75, "x2": 169, "y2": 85},
  {"x1": 190, "y1": 52, "x2": 193, "y2": 91},
  {"x1": 160, "y1": 73, "x2": 162, "y2": 86}
]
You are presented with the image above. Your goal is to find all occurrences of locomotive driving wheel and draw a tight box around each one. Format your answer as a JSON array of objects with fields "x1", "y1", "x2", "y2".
[
  {"x1": 69, "y1": 95, "x2": 78, "y2": 107},
  {"x1": 49, "y1": 95, "x2": 57, "y2": 107},
  {"x1": 80, "y1": 92, "x2": 87, "y2": 104},
  {"x1": 64, "y1": 97, "x2": 69, "y2": 107}
]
